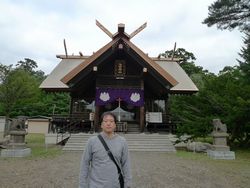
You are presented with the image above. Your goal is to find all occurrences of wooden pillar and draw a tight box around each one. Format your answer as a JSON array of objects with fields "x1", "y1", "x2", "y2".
[
  {"x1": 140, "y1": 106, "x2": 145, "y2": 132},
  {"x1": 164, "y1": 94, "x2": 169, "y2": 114},
  {"x1": 69, "y1": 95, "x2": 74, "y2": 115},
  {"x1": 135, "y1": 108, "x2": 140, "y2": 123},
  {"x1": 140, "y1": 77, "x2": 145, "y2": 132},
  {"x1": 94, "y1": 105, "x2": 100, "y2": 132},
  {"x1": 164, "y1": 95, "x2": 173, "y2": 133}
]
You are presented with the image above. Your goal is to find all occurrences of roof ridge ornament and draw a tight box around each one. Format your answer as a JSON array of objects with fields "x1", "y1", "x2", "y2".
[
  {"x1": 96, "y1": 20, "x2": 147, "y2": 40},
  {"x1": 171, "y1": 42, "x2": 176, "y2": 61},
  {"x1": 129, "y1": 22, "x2": 147, "y2": 39},
  {"x1": 63, "y1": 39, "x2": 68, "y2": 58},
  {"x1": 96, "y1": 20, "x2": 113, "y2": 39}
]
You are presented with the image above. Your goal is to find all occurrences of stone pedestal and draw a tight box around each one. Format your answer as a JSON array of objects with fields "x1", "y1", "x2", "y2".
[
  {"x1": 207, "y1": 131, "x2": 235, "y2": 160},
  {"x1": 211, "y1": 145, "x2": 229, "y2": 151},
  {"x1": 0, "y1": 116, "x2": 5, "y2": 139},
  {"x1": 1, "y1": 128, "x2": 31, "y2": 157},
  {"x1": 8, "y1": 130, "x2": 27, "y2": 147},
  {"x1": 1, "y1": 148, "x2": 31, "y2": 157},
  {"x1": 207, "y1": 150, "x2": 235, "y2": 160},
  {"x1": 212, "y1": 132, "x2": 228, "y2": 145}
]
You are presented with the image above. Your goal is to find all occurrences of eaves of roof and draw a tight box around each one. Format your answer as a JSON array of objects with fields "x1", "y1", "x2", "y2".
[
  {"x1": 123, "y1": 38, "x2": 178, "y2": 87},
  {"x1": 61, "y1": 36, "x2": 178, "y2": 87},
  {"x1": 61, "y1": 38, "x2": 119, "y2": 84}
]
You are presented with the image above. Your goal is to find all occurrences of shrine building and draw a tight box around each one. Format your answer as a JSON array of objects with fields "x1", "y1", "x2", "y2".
[{"x1": 40, "y1": 21, "x2": 198, "y2": 134}]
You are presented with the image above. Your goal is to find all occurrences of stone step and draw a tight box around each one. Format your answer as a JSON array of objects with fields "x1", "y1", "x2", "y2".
[
  {"x1": 68, "y1": 139, "x2": 173, "y2": 141},
  {"x1": 64, "y1": 144, "x2": 174, "y2": 148},
  {"x1": 63, "y1": 133, "x2": 176, "y2": 152},
  {"x1": 64, "y1": 140, "x2": 172, "y2": 144},
  {"x1": 68, "y1": 136, "x2": 174, "y2": 139},
  {"x1": 65, "y1": 143, "x2": 174, "y2": 147},
  {"x1": 67, "y1": 139, "x2": 174, "y2": 142},
  {"x1": 65, "y1": 134, "x2": 176, "y2": 138},
  {"x1": 67, "y1": 140, "x2": 175, "y2": 143},
  {"x1": 63, "y1": 147, "x2": 176, "y2": 152},
  {"x1": 63, "y1": 145, "x2": 175, "y2": 150}
]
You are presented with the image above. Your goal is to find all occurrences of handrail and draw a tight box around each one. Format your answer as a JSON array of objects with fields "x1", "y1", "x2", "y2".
[
  {"x1": 56, "y1": 119, "x2": 80, "y2": 144},
  {"x1": 55, "y1": 118, "x2": 92, "y2": 144},
  {"x1": 115, "y1": 122, "x2": 128, "y2": 133}
]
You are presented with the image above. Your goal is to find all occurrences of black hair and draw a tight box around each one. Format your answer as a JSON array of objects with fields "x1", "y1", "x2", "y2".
[{"x1": 100, "y1": 111, "x2": 117, "y2": 123}]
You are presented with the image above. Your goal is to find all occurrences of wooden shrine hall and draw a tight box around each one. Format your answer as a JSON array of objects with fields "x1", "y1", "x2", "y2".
[{"x1": 40, "y1": 21, "x2": 198, "y2": 134}]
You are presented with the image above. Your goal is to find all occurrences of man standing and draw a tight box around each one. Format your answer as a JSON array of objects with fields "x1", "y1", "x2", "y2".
[{"x1": 79, "y1": 111, "x2": 132, "y2": 188}]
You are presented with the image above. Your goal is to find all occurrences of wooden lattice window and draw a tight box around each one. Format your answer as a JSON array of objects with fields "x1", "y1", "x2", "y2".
[{"x1": 114, "y1": 60, "x2": 126, "y2": 77}]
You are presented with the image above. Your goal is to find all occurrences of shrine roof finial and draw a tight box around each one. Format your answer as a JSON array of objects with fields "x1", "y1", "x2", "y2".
[
  {"x1": 118, "y1": 23, "x2": 125, "y2": 33},
  {"x1": 96, "y1": 20, "x2": 147, "y2": 40},
  {"x1": 96, "y1": 20, "x2": 113, "y2": 39}
]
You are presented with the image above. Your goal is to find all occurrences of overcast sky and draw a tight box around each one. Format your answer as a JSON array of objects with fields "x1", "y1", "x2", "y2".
[{"x1": 0, "y1": 0, "x2": 243, "y2": 75}]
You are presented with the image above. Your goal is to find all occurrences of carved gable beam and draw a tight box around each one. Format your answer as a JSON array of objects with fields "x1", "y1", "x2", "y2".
[{"x1": 96, "y1": 20, "x2": 147, "y2": 40}]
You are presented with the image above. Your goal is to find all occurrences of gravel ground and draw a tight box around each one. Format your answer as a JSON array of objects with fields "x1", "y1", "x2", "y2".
[{"x1": 0, "y1": 151, "x2": 249, "y2": 188}]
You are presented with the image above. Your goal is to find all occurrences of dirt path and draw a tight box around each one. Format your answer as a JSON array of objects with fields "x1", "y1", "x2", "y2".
[{"x1": 0, "y1": 152, "x2": 249, "y2": 188}]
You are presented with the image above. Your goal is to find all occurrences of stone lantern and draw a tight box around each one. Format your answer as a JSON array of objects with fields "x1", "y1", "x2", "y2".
[
  {"x1": 1, "y1": 118, "x2": 31, "y2": 157},
  {"x1": 207, "y1": 119, "x2": 235, "y2": 159}
]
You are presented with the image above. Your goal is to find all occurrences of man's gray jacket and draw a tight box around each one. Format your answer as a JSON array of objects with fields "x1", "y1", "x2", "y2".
[{"x1": 79, "y1": 132, "x2": 132, "y2": 188}]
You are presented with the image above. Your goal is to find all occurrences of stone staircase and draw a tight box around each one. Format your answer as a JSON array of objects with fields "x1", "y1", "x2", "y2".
[
  {"x1": 127, "y1": 123, "x2": 140, "y2": 133},
  {"x1": 63, "y1": 133, "x2": 176, "y2": 152}
]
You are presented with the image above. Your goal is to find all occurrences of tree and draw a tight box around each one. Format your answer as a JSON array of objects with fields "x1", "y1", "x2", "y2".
[
  {"x1": 16, "y1": 58, "x2": 38, "y2": 72},
  {"x1": 203, "y1": 0, "x2": 250, "y2": 81},
  {"x1": 159, "y1": 48, "x2": 214, "y2": 138},
  {"x1": 0, "y1": 68, "x2": 40, "y2": 117},
  {"x1": 203, "y1": 0, "x2": 250, "y2": 147},
  {"x1": 16, "y1": 58, "x2": 45, "y2": 81},
  {"x1": 159, "y1": 48, "x2": 196, "y2": 63},
  {"x1": 169, "y1": 73, "x2": 217, "y2": 139},
  {"x1": 159, "y1": 46, "x2": 250, "y2": 147},
  {"x1": 159, "y1": 48, "x2": 210, "y2": 88},
  {"x1": 159, "y1": 48, "x2": 208, "y2": 75},
  {"x1": 0, "y1": 64, "x2": 12, "y2": 83},
  {"x1": 238, "y1": 33, "x2": 250, "y2": 82},
  {"x1": 210, "y1": 66, "x2": 250, "y2": 147},
  {"x1": 0, "y1": 59, "x2": 70, "y2": 117},
  {"x1": 203, "y1": 0, "x2": 250, "y2": 32},
  {"x1": 18, "y1": 92, "x2": 70, "y2": 117}
]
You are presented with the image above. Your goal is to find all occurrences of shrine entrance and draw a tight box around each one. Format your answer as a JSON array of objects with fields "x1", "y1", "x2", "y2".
[
  {"x1": 104, "y1": 101, "x2": 136, "y2": 122},
  {"x1": 94, "y1": 88, "x2": 144, "y2": 132}
]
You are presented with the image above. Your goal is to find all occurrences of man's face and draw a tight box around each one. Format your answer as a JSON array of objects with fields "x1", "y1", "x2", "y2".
[{"x1": 101, "y1": 114, "x2": 116, "y2": 134}]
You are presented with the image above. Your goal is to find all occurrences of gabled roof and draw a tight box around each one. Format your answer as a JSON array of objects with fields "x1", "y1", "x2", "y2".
[
  {"x1": 156, "y1": 60, "x2": 198, "y2": 93},
  {"x1": 39, "y1": 58, "x2": 86, "y2": 91},
  {"x1": 123, "y1": 38, "x2": 178, "y2": 86},
  {"x1": 40, "y1": 22, "x2": 198, "y2": 94},
  {"x1": 40, "y1": 57, "x2": 198, "y2": 93},
  {"x1": 61, "y1": 37, "x2": 178, "y2": 88},
  {"x1": 61, "y1": 38, "x2": 119, "y2": 84}
]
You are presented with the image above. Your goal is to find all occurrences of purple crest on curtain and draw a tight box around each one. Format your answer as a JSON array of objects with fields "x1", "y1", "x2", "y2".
[{"x1": 95, "y1": 88, "x2": 144, "y2": 106}]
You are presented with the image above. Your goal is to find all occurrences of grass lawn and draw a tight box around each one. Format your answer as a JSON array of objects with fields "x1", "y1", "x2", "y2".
[
  {"x1": 176, "y1": 149, "x2": 250, "y2": 160},
  {"x1": 175, "y1": 147, "x2": 250, "y2": 174},
  {"x1": 25, "y1": 133, "x2": 62, "y2": 158},
  {"x1": 7, "y1": 133, "x2": 250, "y2": 163}
]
